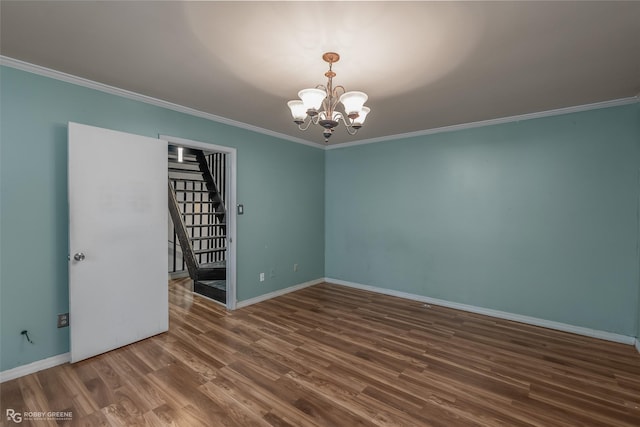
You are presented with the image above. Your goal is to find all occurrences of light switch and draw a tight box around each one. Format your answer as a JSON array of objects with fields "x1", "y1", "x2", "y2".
[{"x1": 237, "y1": 204, "x2": 244, "y2": 215}]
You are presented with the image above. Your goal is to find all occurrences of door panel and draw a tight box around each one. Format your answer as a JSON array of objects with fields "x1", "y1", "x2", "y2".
[{"x1": 68, "y1": 122, "x2": 168, "y2": 363}]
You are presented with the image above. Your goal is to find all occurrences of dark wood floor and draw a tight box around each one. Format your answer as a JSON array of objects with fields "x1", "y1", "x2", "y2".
[{"x1": 2, "y1": 280, "x2": 640, "y2": 426}]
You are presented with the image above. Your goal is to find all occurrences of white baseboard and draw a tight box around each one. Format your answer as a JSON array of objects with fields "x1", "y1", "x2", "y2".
[
  {"x1": 236, "y1": 278, "x2": 324, "y2": 309},
  {"x1": 635, "y1": 338, "x2": 640, "y2": 354},
  {"x1": 0, "y1": 353, "x2": 70, "y2": 383},
  {"x1": 325, "y1": 278, "x2": 637, "y2": 346}
]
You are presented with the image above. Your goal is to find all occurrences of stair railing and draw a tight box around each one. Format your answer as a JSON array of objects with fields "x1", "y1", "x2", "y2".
[{"x1": 168, "y1": 182, "x2": 199, "y2": 280}]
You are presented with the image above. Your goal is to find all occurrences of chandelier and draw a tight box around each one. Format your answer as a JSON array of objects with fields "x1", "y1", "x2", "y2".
[{"x1": 287, "y1": 52, "x2": 370, "y2": 143}]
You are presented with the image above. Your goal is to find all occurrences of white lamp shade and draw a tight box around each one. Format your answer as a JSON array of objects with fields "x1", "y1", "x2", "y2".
[
  {"x1": 287, "y1": 100, "x2": 307, "y2": 121},
  {"x1": 339, "y1": 91, "x2": 368, "y2": 115},
  {"x1": 351, "y1": 106, "x2": 370, "y2": 126},
  {"x1": 298, "y1": 88, "x2": 326, "y2": 111}
]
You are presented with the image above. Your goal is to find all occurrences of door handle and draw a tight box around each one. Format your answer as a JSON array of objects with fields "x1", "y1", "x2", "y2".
[{"x1": 73, "y1": 252, "x2": 86, "y2": 262}]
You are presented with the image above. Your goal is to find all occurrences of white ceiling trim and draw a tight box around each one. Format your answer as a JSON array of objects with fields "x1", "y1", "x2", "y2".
[
  {"x1": 327, "y1": 97, "x2": 640, "y2": 150},
  {"x1": 2, "y1": 55, "x2": 637, "y2": 153},
  {"x1": 0, "y1": 55, "x2": 323, "y2": 149}
]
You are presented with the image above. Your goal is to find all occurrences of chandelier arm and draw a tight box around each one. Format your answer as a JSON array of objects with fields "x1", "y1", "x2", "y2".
[
  {"x1": 297, "y1": 117, "x2": 314, "y2": 131},
  {"x1": 344, "y1": 125, "x2": 359, "y2": 136},
  {"x1": 333, "y1": 85, "x2": 347, "y2": 98},
  {"x1": 331, "y1": 86, "x2": 346, "y2": 111},
  {"x1": 337, "y1": 114, "x2": 359, "y2": 135}
]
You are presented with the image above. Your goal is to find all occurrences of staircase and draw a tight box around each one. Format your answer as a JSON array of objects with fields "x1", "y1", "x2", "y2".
[{"x1": 168, "y1": 146, "x2": 227, "y2": 303}]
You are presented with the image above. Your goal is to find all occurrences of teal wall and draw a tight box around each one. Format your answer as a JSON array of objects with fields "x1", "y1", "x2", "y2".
[
  {"x1": 0, "y1": 66, "x2": 325, "y2": 371},
  {"x1": 2, "y1": 64, "x2": 639, "y2": 373},
  {"x1": 326, "y1": 103, "x2": 640, "y2": 337}
]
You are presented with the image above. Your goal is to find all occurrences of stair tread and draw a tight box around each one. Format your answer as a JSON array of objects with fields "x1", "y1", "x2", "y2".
[
  {"x1": 194, "y1": 247, "x2": 227, "y2": 254},
  {"x1": 190, "y1": 235, "x2": 227, "y2": 240},
  {"x1": 170, "y1": 181, "x2": 206, "y2": 185},
  {"x1": 168, "y1": 159, "x2": 198, "y2": 164},
  {"x1": 176, "y1": 200, "x2": 221, "y2": 205},
  {"x1": 168, "y1": 153, "x2": 198, "y2": 158},
  {"x1": 175, "y1": 194, "x2": 222, "y2": 199},
  {"x1": 168, "y1": 159, "x2": 199, "y2": 165},
  {"x1": 200, "y1": 261, "x2": 226, "y2": 269},
  {"x1": 194, "y1": 281, "x2": 226, "y2": 303},
  {"x1": 168, "y1": 161, "x2": 198, "y2": 166},
  {"x1": 182, "y1": 212, "x2": 225, "y2": 215},
  {"x1": 168, "y1": 151, "x2": 198, "y2": 158},
  {"x1": 170, "y1": 178, "x2": 206, "y2": 183},
  {"x1": 168, "y1": 168, "x2": 202, "y2": 174},
  {"x1": 196, "y1": 280, "x2": 226, "y2": 290}
]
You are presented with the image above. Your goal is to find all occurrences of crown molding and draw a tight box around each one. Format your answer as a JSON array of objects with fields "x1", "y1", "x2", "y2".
[
  {"x1": 3, "y1": 56, "x2": 637, "y2": 152},
  {"x1": 326, "y1": 96, "x2": 640, "y2": 150},
  {"x1": 0, "y1": 56, "x2": 323, "y2": 149}
]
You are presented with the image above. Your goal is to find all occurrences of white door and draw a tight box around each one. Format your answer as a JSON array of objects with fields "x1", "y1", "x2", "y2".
[{"x1": 68, "y1": 122, "x2": 168, "y2": 363}]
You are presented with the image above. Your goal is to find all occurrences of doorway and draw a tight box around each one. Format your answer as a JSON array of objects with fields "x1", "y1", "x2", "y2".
[{"x1": 163, "y1": 135, "x2": 237, "y2": 310}]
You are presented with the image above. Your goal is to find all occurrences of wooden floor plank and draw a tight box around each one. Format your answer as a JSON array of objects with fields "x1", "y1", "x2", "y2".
[{"x1": 1, "y1": 279, "x2": 639, "y2": 426}]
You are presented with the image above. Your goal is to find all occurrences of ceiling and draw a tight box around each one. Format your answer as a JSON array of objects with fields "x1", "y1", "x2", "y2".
[{"x1": 1, "y1": 1, "x2": 639, "y2": 146}]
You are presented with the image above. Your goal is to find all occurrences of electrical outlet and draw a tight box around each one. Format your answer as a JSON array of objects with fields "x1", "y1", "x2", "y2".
[
  {"x1": 294, "y1": 263, "x2": 298, "y2": 272},
  {"x1": 259, "y1": 273, "x2": 265, "y2": 282},
  {"x1": 57, "y1": 313, "x2": 69, "y2": 328}
]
